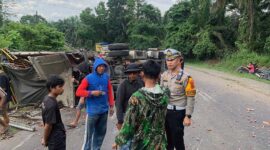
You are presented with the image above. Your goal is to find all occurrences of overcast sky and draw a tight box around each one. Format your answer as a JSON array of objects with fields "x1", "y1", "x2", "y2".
[{"x1": 9, "y1": 0, "x2": 177, "y2": 21}]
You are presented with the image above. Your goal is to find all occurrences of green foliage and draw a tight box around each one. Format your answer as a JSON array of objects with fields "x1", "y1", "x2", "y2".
[
  {"x1": 0, "y1": 0, "x2": 3, "y2": 27},
  {"x1": 52, "y1": 16, "x2": 81, "y2": 47},
  {"x1": 164, "y1": 21, "x2": 197, "y2": 56},
  {"x1": 128, "y1": 3, "x2": 163, "y2": 49},
  {"x1": 264, "y1": 36, "x2": 270, "y2": 53},
  {"x1": 20, "y1": 14, "x2": 47, "y2": 25},
  {"x1": 0, "y1": 22, "x2": 64, "y2": 51},
  {"x1": 129, "y1": 22, "x2": 162, "y2": 49},
  {"x1": 164, "y1": 2, "x2": 192, "y2": 24},
  {"x1": 107, "y1": 0, "x2": 129, "y2": 42},
  {"x1": 218, "y1": 50, "x2": 270, "y2": 70},
  {"x1": 193, "y1": 29, "x2": 217, "y2": 60}
]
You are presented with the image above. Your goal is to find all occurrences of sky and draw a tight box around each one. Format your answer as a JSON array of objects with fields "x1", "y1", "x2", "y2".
[{"x1": 8, "y1": 0, "x2": 177, "y2": 21}]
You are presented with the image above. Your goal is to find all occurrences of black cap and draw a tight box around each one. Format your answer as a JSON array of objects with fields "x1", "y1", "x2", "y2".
[{"x1": 124, "y1": 63, "x2": 141, "y2": 73}]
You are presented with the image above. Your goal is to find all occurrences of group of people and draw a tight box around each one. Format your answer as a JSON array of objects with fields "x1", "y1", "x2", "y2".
[{"x1": 40, "y1": 48, "x2": 196, "y2": 150}]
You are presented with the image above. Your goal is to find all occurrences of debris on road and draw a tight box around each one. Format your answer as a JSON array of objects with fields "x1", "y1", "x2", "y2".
[
  {"x1": 9, "y1": 122, "x2": 35, "y2": 132},
  {"x1": 246, "y1": 108, "x2": 255, "y2": 112}
]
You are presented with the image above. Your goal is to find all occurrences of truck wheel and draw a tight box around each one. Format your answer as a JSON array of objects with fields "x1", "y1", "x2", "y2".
[
  {"x1": 107, "y1": 51, "x2": 129, "y2": 57},
  {"x1": 108, "y1": 43, "x2": 129, "y2": 51}
]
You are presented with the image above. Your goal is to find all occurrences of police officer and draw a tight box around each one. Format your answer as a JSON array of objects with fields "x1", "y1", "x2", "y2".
[{"x1": 160, "y1": 48, "x2": 196, "y2": 150}]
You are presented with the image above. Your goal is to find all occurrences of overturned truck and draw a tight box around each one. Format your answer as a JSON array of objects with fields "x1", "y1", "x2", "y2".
[{"x1": 0, "y1": 49, "x2": 91, "y2": 108}]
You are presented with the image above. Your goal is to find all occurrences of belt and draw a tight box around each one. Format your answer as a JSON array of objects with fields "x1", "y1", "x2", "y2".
[{"x1": 167, "y1": 104, "x2": 185, "y2": 111}]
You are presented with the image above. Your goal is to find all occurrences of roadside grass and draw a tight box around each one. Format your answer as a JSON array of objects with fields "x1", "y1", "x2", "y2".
[{"x1": 186, "y1": 60, "x2": 270, "y2": 84}]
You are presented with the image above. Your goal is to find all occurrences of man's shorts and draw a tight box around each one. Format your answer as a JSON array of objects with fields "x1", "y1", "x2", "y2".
[{"x1": 76, "y1": 102, "x2": 85, "y2": 110}]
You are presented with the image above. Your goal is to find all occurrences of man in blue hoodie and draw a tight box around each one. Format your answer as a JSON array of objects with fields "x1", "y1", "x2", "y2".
[{"x1": 76, "y1": 57, "x2": 114, "y2": 150}]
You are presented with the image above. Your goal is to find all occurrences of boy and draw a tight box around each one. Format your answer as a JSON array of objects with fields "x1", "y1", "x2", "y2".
[{"x1": 41, "y1": 75, "x2": 66, "y2": 150}]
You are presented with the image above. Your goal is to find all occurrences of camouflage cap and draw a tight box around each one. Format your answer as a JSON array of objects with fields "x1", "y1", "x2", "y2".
[{"x1": 164, "y1": 48, "x2": 182, "y2": 60}]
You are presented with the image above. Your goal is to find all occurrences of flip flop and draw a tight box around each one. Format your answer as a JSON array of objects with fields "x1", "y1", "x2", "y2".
[{"x1": 67, "y1": 124, "x2": 77, "y2": 129}]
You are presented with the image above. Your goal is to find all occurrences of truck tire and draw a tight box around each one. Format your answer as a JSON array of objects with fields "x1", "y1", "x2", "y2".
[
  {"x1": 107, "y1": 51, "x2": 129, "y2": 57},
  {"x1": 108, "y1": 43, "x2": 129, "y2": 51}
]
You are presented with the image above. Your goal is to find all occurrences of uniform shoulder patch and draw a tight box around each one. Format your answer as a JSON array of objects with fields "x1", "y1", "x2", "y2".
[{"x1": 185, "y1": 77, "x2": 196, "y2": 97}]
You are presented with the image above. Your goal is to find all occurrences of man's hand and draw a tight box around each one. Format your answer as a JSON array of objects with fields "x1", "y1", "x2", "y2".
[
  {"x1": 91, "y1": 90, "x2": 102, "y2": 96},
  {"x1": 183, "y1": 116, "x2": 192, "y2": 126},
  {"x1": 116, "y1": 123, "x2": 122, "y2": 130},
  {"x1": 41, "y1": 138, "x2": 47, "y2": 147},
  {"x1": 112, "y1": 143, "x2": 118, "y2": 149},
  {"x1": 109, "y1": 106, "x2": 114, "y2": 117}
]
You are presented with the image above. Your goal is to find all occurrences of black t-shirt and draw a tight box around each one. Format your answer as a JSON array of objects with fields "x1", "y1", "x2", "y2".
[
  {"x1": 42, "y1": 95, "x2": 65, "y2": 143},
  {"x1": 0, "y1": 74, "x2": 11, "y2": 102}
]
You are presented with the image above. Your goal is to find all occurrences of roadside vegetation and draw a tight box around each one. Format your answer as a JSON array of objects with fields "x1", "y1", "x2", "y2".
[{"x1": 0, "y1": 0, "x2": 269, "y2": 69}]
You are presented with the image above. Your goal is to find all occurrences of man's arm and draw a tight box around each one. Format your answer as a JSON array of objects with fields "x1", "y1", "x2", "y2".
[
  {"x1": 107, "y1": 80, "x2": 115, "y2": 106},
  {"x1": 185, "y1": 77, "x2": 196, "y2": 115},
  {"x1": 184, "y1": 77, "x2": 196, "y2": 126},
  {"x1": 115, "y1": 96, "x2": 139, "y2": 146},
  {"x1": 42, "y1": 123, "x2": 53, "y2": 146},
  {"x1": 76, "y1": 78, "x2": 91, "y2": 97},
  {"x1": 108, "y1": 80, "x2": 115, "y2": 116},
  {"x1": 115, "y1": 82, "x2": 125, "y2": 124}
]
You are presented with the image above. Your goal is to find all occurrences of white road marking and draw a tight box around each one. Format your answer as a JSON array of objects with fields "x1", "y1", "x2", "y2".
[
  {"x1": 12, "y1": 133, "x2": 35, "y2": 150},
  {"x1": 198, "y1": 90, "x2": 217, "y2": 103}
]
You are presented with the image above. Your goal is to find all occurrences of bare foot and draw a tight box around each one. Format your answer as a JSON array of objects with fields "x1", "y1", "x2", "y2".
[
  {"x1": 0, "y1": 125, "x2": 9, "y2": 134},
  {"x1": 67, "y1": 122, "x2": 77, "y2": 128},
  {"x1": 112, "y1": 143, "x2": 118, "y2": 149}
]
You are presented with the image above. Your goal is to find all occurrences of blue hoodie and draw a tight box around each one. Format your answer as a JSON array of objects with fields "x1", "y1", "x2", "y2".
[{"x1": 85, "y1": 58, "x2": 110, "y2": 116}]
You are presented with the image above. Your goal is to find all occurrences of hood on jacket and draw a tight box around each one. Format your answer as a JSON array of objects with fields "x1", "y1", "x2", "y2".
[
  {"x1": 139, "y1": 84, "x2": 169, "y2": 107},
  {"x1": 93, "y1": 57, "x2": 108, "y2": 74}
]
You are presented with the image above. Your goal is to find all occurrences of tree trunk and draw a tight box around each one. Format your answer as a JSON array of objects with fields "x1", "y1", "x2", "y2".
[
  {"x1": 212, "y1": 31, "x2": 229, "y2": 49},
  {"x1": 248, "y1": 0, "x2": 254, "y2": 44}
]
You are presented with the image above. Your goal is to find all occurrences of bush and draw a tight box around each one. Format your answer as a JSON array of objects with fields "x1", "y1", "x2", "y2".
[
  {"x1": 193, "y1": 30, "x2": 217, "y2": 60},
  {"x1": 0, "y1": 22, "x2": 64, "y2": 51},
  {"x1": 264, "y1": 36, "x2": 270, "y2": 53},
  {"x1": 164, "y1": 21, "x2": 197, "y2": 56},
  {"x1": 218, "y1": 50, "x2": 270, "y2": 70}
]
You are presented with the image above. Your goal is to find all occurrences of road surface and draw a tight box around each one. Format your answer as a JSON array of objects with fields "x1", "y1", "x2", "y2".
[{"x1": 1, "y1": 66, "x2": 270, "y2": 150}]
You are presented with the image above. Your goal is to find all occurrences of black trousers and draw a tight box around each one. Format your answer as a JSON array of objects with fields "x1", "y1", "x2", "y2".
[
  {"x1": 48, "y1": 131, "x2": 66, "y2": 150},
  {"x1": 165, "y1": 109, "x2": 186, "y2": 150}
]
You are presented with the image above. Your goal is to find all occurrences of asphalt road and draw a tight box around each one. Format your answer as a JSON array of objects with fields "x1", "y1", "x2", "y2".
[{"x1": 1, "y1": 66, "x2": 270, "y2": 150}]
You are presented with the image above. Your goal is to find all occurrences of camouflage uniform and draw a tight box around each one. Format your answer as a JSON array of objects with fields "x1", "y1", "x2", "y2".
[
  {"x1": 115, "y1": 85, "x2": 169, "y2": 150},
  {"x1": 160, "y1": 49, "x2": 196, "y2": 150}
]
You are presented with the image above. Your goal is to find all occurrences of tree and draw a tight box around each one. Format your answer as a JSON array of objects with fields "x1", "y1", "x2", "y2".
[
  {"x1": 52, "y1": 16, "x2": 81, "y2": 47},
  {"x1": 94, "y1": 2, "x2": 109, "y2": 42},
  {"x1": 128, "y1": 3, "x2": 163, "y2": 49},
  {"x1": 0, "y1": 22, "x2": 64, "y2": 51},
  {"x1": 163, "y1": 2, "x2": 198, "y2": 57},
  {"x1": 107, "y1": 0, "x2": 129, "y2": 42},
  {"x1": 77, "y1": 8, "x2": 96, "y2": 48},
  {"x1": 20, "y1": 12, "x2": 47, "y2": 25},
  {"x1": 0, "y1": 0, "x2": 3, "y2": 27}
]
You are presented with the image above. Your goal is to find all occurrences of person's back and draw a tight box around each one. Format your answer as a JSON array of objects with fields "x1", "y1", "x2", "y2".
[{"x1": 115, "y1": 60, "x2": 169, "y2": 150}]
